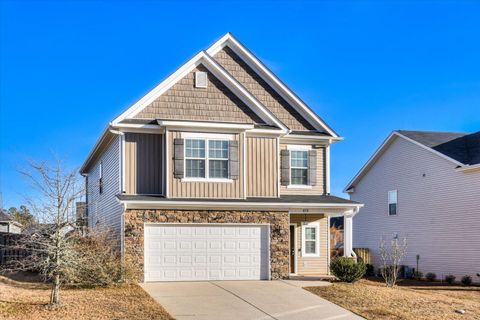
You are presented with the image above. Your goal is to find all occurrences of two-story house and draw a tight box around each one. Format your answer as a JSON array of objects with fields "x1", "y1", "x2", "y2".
[
  {"x1": 345, "y1": 130, "x2": 480, "y2": 281},
  {"x1": 80, "y1": 33, "x2": 362, "y2": 282}
]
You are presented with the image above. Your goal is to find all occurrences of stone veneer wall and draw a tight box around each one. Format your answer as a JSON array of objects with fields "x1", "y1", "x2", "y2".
[{"x1": 124, "y1": 209, "x2": 290, "y2": 282}]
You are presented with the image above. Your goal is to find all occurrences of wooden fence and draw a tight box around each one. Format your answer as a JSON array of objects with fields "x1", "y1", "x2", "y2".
[
  {"x1": 0, "y1": 232, "x2": 28, "y2": 265},
  {"x1": 354, "y1": 248, "x2": 372, "y2": 264}
]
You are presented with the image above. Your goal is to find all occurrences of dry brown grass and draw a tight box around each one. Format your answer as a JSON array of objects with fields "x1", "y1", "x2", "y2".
[
  {"x1": 306, "y1": 278, "x2": 480, "y2": 320},
  {"x1": 0, "y1": 276, "x2": 174, "y2": 320}
]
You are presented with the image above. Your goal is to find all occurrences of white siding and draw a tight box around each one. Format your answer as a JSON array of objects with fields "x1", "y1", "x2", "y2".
[
  {"x1": 86, "y1": 136, "x2": 123, "y2": 240},
  {"x1": 351, "y1": 136, "x2": 480, "y2": 281}
]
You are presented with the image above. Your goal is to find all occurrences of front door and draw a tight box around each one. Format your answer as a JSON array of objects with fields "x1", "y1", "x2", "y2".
[{"x1": 289, "y1": 224, "x2": 296, "y2": 274}]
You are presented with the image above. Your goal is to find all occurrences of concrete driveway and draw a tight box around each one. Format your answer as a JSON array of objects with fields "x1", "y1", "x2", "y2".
[{"x1": 141, "y1": 280, "x2": 362, "y2": 320}]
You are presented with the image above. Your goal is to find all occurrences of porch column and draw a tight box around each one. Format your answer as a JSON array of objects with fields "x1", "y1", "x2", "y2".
[{"x1": 343, "y1": 208, "x2": 358, "y2": 258}]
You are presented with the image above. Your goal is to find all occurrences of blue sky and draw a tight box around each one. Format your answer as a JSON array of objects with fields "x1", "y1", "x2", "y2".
[{"x1": 1, "y1": 1, "x2": 479, "y2": 209}]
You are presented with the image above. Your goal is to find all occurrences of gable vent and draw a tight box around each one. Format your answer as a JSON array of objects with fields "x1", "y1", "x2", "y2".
[{"x1": 195, "y1": 71, "x2": 208, "y2": 88}]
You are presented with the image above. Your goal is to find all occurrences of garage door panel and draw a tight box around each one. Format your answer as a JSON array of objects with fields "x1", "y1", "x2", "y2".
[{"x1": 145, "y1": 224, "x2": 269, "y2": 282}]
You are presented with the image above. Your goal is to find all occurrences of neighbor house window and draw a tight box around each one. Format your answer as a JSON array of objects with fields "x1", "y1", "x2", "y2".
[
  {"x1": 98, "y1": 161, "x2": 103, "y2": 194},
  {"x1": 302, "y1": 222, "x2": 320, "y2": 257},
  {"x1": 388, "y1": 190, "x2": 397, "y2": 215},
  {"x1": 290, "y1": 150, "x2": 308, "y2": 185},
  {"x1": 185, "y1": 139, "x2": 229, "y2": 179}
]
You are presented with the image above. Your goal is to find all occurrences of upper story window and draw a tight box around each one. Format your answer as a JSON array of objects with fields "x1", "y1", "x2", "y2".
[
  {"x1": 290, "y1": 150, "x2": 308, "y2": 186},
  {"x1": 185, "y1": 138, "x2": 229, "y2": 179},
  {"x1": 388, "y1": 190, "x2": 397, "y2": 215}
]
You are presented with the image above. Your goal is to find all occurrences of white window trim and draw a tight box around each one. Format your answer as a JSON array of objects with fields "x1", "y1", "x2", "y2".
[
  {"x1": 289, "y1": 148, "x2": 310, "y2": 187},
  {"x1": 183, "y1": 137, "x2": 232, "y2": 181},
  {"x1": 301, "y1": 222, "x2": 320, "y2": 257},
  {"x1": 388, "y1": 190, "x2": 398, "y2": 216}
]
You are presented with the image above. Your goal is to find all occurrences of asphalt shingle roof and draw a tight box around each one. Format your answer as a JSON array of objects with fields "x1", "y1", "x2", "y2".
[{"x1": 397, "y1": 130, "x2": 480, "y2": 165}]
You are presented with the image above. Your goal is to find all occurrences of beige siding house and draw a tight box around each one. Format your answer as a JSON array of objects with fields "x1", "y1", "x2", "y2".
[
  {"x1": 80, "y1": 33, "x2": 362, "y2": 282},
  {"x1": 345, "y1": 130, "x2": 480, "y2": 282}
]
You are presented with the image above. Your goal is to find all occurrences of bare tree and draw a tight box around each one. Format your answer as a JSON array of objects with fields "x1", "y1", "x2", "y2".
[
  {"x1": 1, "y1": 158, "x2": 84, "y2": 305},
  {"x1": 379, "y1": 236, "x2": 407, "y2": 287}
]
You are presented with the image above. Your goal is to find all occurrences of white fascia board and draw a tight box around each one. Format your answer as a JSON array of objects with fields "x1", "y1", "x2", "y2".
[
  {"x1": 122, "y1": 199, "x2": 363, "y2": 211},
  {"x1": 112, "y1": 51, "x2": 205, "y2": 125},
  {"x1": 207, "y1": 33, "x2": 339, "y2": 138},
  {"x1": 344, "y1": 131, "x2": 468, "y2": 193},
  {"x1": 79, "y1": 126, "x2": 112, "y2": 174},
  {"x1": 158, "y1": 120, "x2": 254, "y2": 131},
  {"x1": 246, "y1": 128, "x2": 285, "y2": 137}
]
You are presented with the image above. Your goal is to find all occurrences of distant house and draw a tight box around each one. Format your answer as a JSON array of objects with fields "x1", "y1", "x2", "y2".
[
  {"x1": 0, "y1": 211, "x2": 22, "y2": 234},
  {"x1": 345, "y1": 130, "x2": 480, "y2": 281}
]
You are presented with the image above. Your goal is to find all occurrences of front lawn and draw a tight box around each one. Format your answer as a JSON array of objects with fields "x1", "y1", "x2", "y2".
[
  {"x1": 0, "y1": 276, "x2": 174, "y2": 320},
  {"x1": 306, "y1": 278, "x2": 480, "y2": 320}
]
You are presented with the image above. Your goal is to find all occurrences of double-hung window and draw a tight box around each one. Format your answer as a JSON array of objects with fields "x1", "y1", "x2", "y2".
[
  {"x1": 290, "y1": 150, "x2": 308, "y2": 185},
  {"x1": 388, "y1": 190, "x2": 398, "y2": 216},
  {"x1": 185, "y1": 138, "x2": 229, "y2": 180},
  {"x1": 302, "y1": 222, "x2": 320, "y2": 257}
]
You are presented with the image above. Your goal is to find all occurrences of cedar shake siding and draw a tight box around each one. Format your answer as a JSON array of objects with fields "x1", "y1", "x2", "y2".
[
  {"x1": 351, "y1": 136, "x2": 480, "y2": 281},
  {"x1": 167, "y1": 131, "x2": 245, "y2": 199},
  {"x1": 279, "y1": 143, "x2": 326, "y2": 195},
  {"x1": 246, "y1": 136, "x2": 279, "y2": 197},
  {"x1": 135, "y1": 65, "x2": 263, "y2": 124},
  {"x1": 124, "y1": 133, "x2": 164, "y2": 195},
  {"x1": 213, "y1": 47, "x2": 315, "y2": 131}
]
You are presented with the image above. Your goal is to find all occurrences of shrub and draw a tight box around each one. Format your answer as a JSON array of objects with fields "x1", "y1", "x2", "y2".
[
  {"x1": 365, "y1": 264, "x2": 375, "y2": 277},
  {"x1": 330, "y1": 257, "x2": 366, "y2": 283},
  {"x1": 426, "y1": 272, "x2": 436, "y2": 282},
  {"x1": 413, "y1": 271, "x2": 423, "y2": 280},
  {"x1": 445, "y1": 275, "x2": 456, "y2": 284},
  {"x1": 461, "y1": 275, "x2": 472, "y2": 285}
]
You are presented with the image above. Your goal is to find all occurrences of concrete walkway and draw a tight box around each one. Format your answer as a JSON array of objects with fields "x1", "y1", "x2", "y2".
[{"x1": 141, "y1": 280, "x2": 363, "y2": 320}]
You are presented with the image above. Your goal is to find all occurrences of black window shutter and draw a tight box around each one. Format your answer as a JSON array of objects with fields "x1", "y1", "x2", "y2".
[
  {"x1": 173, "y1": 138, "x2": 184, "y2": 179},
  {"x1": 229, "y1": 140, "x2": 239, "y2": 180},
  {"x1": 280, "y1": 149, "x2": 290, "y2": 186},
  {"x1": 309, "y1": 149, "x2": 317, "y2": 186}
]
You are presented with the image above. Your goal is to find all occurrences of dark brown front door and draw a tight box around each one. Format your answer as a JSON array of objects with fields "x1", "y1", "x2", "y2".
[{"x1": 289, "y1": 225, "x2": 295, "y2": 274}]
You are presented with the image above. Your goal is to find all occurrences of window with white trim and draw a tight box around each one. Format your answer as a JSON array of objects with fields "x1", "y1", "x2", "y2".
[
  {"x1": 98, "y1": 161, "x2": 103, "y2": 194},
  {"x1": 302, "y1": 222, "x2": 320, "y2": 257},
  {"x1": 290, "y1": 150, "x2": 308, "y2": 185},
  {"x1": 185, "y1": 138, "x2": 229, "y2": 179},
  {"x1": 388, "y1": 190, "x2": 397, "y2": 216}
]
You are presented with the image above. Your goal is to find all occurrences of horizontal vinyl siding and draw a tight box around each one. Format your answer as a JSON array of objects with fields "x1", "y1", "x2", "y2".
[
  {"x1": 280, "y1": 143, "x2": 325, "y2": 195},
  {"x1": 124, "y1": 133, "x2": 164, "y2": 195},
  {"x1": 290, "y1": 214, "x2": 329, "y2": 276},
  {"x1": 246, "y1": 136, "x2": 278, "y2": 197},
  {"x1": 351, "y1": 137, "x2": 480, "y2": 281},
  {"x1": 86, "y1": 135, "x2": 123, "y2": 239},
  {"x1": 168, "y1": 131, "x2": 244, "y2": 199}
]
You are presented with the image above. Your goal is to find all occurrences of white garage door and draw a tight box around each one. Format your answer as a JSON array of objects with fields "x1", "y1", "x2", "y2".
[{"x1": 144, "y1": 224, "x2": 270, "y2": 282}]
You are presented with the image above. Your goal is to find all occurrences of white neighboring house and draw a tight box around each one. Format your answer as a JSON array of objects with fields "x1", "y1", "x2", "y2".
[
  {"x1": 0, "y1": 211, "x2": 22, "y2": 234},
  {"x1": 345, "y1": 130, "x2": 480, "y2": 282}
]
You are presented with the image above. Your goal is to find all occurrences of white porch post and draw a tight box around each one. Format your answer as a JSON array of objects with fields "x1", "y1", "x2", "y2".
[{"x1": 343, "y1": 208, "x2": 358, "y2": 258}]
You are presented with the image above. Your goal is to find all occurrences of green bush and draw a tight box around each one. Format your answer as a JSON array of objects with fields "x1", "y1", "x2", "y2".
[
  {"x1": 461, "y1": 275, "x2": 472, "y2": 285},
  {"x1": 444, "y1": 275, "x2": 456, "y2": 284},
  {"x1": 330, "y1": 257, "x2": 366, "y2": 283},
  {"x1": 425, "y1": 272, "x2": 436, "y2": 282}
]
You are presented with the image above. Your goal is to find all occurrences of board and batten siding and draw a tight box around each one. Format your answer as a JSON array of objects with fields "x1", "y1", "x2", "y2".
[
  {"x1": 351, "y1": 136, "x2": 480, "y2": 281},
  {"x1": 290, "y1": 214, "x2": 329, "y2": 276},
  {"x1": 246, "y1": 136, "x2": 278, "y2": 197},
  {"x1": 124, "y1": 133, "x2": 164, "y2": 195},
  {"x1": 167, "y1": 131, "x2": 245, "y2": 199},
  {"x1": 279, "y1": 143, "x2": 326, "y2": 195},
  {"x1": 86, "y1": 135, "x2": 123, "y2": 238}
]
